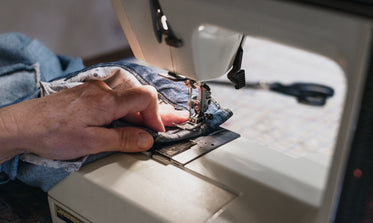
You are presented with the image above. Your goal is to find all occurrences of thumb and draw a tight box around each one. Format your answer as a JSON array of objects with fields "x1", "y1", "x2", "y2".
[{"x1": 88, "y1": 127, "x2": 155, "y2": 153}]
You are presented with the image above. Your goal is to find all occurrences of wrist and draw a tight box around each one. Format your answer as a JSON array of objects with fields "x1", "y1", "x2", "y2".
[{"x1": 0, "y1": 105, "x2": 27, "y2": 163}]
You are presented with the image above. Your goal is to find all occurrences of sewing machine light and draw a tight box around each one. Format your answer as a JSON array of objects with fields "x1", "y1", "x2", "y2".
[{"x1": 192, "y1": 24, "x2": 243, "y2": 81}]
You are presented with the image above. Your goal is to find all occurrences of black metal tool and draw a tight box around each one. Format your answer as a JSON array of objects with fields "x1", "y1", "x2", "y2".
[
  {"x1": 266, "y1": 82, "x2": 334, "y2": 106},
  {"x1": 208, "y1": 80, "x2": 334, "y2": 106}
]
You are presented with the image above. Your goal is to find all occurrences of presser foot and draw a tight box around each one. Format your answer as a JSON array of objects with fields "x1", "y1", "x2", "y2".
[
  {"x1": 173, "y1": 113, "x2": 213, "y2": 131},
  {"x1": 173, "y1": 79, "x2": 212, "y2": 131},
  {"x1": 173, "y1": 118, "x2": 208, "y2": 131},
  {"x1": 157, "y1": 73, "x2": 213, "y2": 131}
]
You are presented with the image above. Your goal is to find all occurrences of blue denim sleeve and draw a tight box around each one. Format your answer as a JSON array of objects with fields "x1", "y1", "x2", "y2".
[
  {"x1": 0, "y1": 33, "x2": 85, "y2": 185},
  {"x1": 0, "y1": 33, "x2": 84, "y2": 81}
]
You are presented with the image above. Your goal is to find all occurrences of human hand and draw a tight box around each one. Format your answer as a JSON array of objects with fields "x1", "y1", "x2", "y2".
[{"x1": 0, "y1": 80, "x2": 189, "y2": 162}]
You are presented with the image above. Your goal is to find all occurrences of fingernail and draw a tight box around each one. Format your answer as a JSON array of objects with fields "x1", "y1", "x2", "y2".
[{"x1": 137, "y1": 132, "x2": 153, "y2": 149}]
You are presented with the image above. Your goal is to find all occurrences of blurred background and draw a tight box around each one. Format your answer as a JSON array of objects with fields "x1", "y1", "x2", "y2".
[{"x1": 0, "y1": 0, "x2": 129, "y2": 59}]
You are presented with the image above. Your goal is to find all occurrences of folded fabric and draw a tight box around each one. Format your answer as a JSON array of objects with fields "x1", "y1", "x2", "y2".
[{"x1": 0, "y1": 33, "x2": 232, "y2": 191}]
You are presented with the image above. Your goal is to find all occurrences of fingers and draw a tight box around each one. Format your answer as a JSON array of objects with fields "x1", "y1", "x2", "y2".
[
  {"x1": 159, "y1": 105, "x2": 189, "y2": 126},
  {"x1": 80, "y1": 81, "x2": 188, "y2": 131},
  {"x1": 88, "y1": 127, "x2": 154, "y2": 153},
  {"x1": 111, "y1": 85, "x2": 165, "y2": 132},
  {"x1": 120, "y1": 104, "x2": 189, "y2": 127}
]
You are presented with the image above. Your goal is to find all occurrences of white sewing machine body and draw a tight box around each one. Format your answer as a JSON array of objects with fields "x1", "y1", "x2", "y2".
[{"x1": 47, "y1": 0, "x2": 373, "y2": 222}]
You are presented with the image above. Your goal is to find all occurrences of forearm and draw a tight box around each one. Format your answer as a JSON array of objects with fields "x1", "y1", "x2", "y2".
[
  {"x1": 0, "y1": 81, "x2": 188, "y2": 164},
  {"x1": 0, "y1": 105, "x2": 26, "y2": 164}
]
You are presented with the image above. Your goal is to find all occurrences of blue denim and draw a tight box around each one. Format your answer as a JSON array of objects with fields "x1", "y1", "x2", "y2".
[{"x1": 0, "y1": 33, "x2": 232, "y2": 191}]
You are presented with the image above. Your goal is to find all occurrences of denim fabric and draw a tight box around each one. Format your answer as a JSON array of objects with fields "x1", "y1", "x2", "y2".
[
  {"x1": 0, "y1": 33, "x2": 232, "y2": 191},
  {"x1": 0, "y1": 32, "x2": 84, "y2": 109},
  {"x1": 0, "y1": 33, "x2": 83, "y2": 82},
  {"x1": 0, "y1": 63, "x2": 39, "y2": 108}
]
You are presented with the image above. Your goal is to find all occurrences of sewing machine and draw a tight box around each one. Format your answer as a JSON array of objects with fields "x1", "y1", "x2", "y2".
[{"x1": 47, "y1": 0, "x2": 373, "y2": 222}]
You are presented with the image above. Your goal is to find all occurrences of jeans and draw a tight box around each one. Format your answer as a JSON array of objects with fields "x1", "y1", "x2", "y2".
[{"x1": 0, "y1": 33, "x2": 232, "y2": 191}]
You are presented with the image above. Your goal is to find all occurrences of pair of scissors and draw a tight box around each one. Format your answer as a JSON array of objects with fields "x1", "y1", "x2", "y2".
[
  {"x1": 208, "y1": 80, "x2": 334, "y2": 106},
  {"x1": 252, "y1": 82, "x2": 335, "y2": 106}
]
